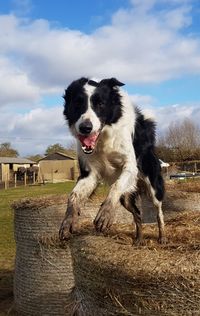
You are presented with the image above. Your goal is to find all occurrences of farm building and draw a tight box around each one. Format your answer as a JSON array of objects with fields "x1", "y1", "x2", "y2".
[
  {"x1": 0, "y1": 157, "x2": 35, "y2": 182},
  {"x1": 38, "y1": 152, "x2": 78, "y2": 182}
]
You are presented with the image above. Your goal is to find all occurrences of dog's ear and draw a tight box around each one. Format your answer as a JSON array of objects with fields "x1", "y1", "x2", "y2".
[
  {"x1": 109, "y1": 78, "x2": 125, "y2": 87},
  {"x1": 99, "y1": 78, "x2": 125, "y2": 87},
  {"x1": 88, "y1": 79, "x2": 99, "y2": 87},
  {"x1": 63, "y1": 77, "x2": 88, "y2": 101},
  {"x1": 78, "y1": 77, "x2": 88, "y2": 86}
]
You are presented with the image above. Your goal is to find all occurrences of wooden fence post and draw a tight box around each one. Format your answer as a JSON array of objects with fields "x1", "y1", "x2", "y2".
[
  {"x1": 5, "y1": 179, "x2": 7, "y2": 190},
  {"x1": 15, "y1": 173, "x2": 17, "y2": 188},
  {"x1": 5, "y1": 173, "x2": 9, "y2": 190},
  {"x1": 33, "y1": 172, "x2": 36, "y2": 185},
  {"x1": 24, "y1": 172, "x2": 27, "y2": 187},
  {"x1": 51, "y1": 169, "x2": 54, "y2": 183}
]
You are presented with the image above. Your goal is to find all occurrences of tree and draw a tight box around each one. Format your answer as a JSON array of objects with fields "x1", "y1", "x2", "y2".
[
  {"x1": 45, "y1": 143, "x2": 68, "y2": 156},
  {"x1": 44, "y1": 143, "x2": 77, "y2": 158},
  {"x1": 26, "y1": 154, "x2": 44, "y2": 162},
  {"x1": 0, "y1": 142, "x2": 19, "y2": 157},
  {"x1": 157, "y1": 119, "x2": 200, "y2": 161}
]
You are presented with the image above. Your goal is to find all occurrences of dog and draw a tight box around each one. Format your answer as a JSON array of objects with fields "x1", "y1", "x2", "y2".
[{"x1": 59, "y1": 77, "x2": 166, "y2": 244}]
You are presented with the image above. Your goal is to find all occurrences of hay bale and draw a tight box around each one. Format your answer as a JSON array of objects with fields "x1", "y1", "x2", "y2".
[
  {"x1": 13, "y1": 195, "x2": 75, "y2": 316},
  {"x1": 163, "y1": 190, "x2": 200, "y2": 212},
  {"x1": 13, "y1": 192, "x2": 200, "y2": 315},
  {"x1": 140, "y1": 190, "x2": 200, "y2": 223},
  {"x1": 70, "y1": 212, "x2": 200, "y2": 315}
]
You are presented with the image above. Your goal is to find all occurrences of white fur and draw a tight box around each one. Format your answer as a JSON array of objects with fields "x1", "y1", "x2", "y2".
[
  {"x1": 144, "y1": 176, "x2": 164, "y2": 233},
  {"x1": 74, "y1": 83, "x2": 101, "y2": 135},
  {"x1": 74, "y1": 89, "x2": 138, "y2": 208}
]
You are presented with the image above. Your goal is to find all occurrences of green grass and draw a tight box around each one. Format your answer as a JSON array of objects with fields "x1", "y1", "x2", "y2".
[
  {"x1": 0, "y1": 181, "x2": 75, "y2": 315},
  {"x1": 0, "y1": 182, "x2": 75, "y2": 266}
]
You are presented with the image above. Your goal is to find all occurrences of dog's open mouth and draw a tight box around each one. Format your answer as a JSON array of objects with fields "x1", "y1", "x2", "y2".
[{"x1": 78, "y1": 132, "x2": 100, "y2": 154}]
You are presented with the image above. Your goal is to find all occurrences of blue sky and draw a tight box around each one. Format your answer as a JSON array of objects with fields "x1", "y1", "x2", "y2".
[
  {"x1": 1, "y1": 0, "x2": 132, "y2": 31},
  {"x1": 0, "y1": 0, "x2": 200, "y2": 155}
]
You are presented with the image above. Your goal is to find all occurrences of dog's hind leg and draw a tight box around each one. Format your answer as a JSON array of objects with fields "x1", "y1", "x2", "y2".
[
  {"x1": 120, "y1": 192, "x2": 143, "y2": 245},
  {"x1": 144, "y1": 176, "x2": 166, "y2": 244}
]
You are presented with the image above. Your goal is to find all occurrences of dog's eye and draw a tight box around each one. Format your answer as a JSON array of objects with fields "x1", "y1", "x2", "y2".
[
  {"x1": 93, "y1": 101, "x2": 104, "y2": 111},
  {"x1": 97, "y1": 102, "x2": 104, "y2": 110},
  {"x1": 92, "y1": 95, "x2": 104, "y2": 109}
]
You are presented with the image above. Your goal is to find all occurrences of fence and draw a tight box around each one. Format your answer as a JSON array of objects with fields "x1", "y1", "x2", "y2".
[
  {"x1": 175, "y1": 160, "x2": 200, "y2": 173},
  {"x1": 0, "y1": 171, "x2": 37, "y2": 190}
]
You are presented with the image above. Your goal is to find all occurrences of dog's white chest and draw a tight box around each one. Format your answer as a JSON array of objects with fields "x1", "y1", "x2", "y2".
[
  {"x1": 88, "y1": 131, "x2": 127, "y2": 184},
  {"x1": 91, "y1": 151, "x2": 125, "y2": 184}
]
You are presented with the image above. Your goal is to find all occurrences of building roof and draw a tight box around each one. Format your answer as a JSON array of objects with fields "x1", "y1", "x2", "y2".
[
  {"x1": 0, "y1": 157, "x2": 35, "y2": 164},
  {"x1": 38, "y1": 151, "x2": 76, "y2": 162}
]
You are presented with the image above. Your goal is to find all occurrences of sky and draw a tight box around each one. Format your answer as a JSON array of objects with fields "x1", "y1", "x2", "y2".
[{"x1": 0, "y1": 0, "x2": 200, "y2": 156}]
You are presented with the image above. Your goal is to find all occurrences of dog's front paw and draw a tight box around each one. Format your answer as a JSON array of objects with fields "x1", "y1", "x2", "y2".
[
  {"x1": 94, "y1": 200, "x2": 115, "y2": 232},
  {"x1": 59, "y1": 205, "x2": 80, "y2": 240}
]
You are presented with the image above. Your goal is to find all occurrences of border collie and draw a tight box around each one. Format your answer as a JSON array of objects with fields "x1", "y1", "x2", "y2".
[{"x1": 59, "y1": 77, "x2": 166, "y2": 244}]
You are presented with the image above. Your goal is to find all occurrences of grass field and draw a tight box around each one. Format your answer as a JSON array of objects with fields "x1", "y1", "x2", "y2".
[{"x1": 0, "y1": 182, "x2": 75, "y2": 315}]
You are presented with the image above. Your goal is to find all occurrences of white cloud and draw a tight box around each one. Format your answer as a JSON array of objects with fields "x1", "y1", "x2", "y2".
[
  {"x1": 0, "y1": 100, "x2": 199, "y2": 156},
  {"x1": 0, "y1": 56, "x2": 40, "y2": 107},
  {"x1": 143, "y1": 103, "x2": 200, "y2": 131},
  {"x1": 0, "y1": 106, "x2": 74, "y2": 156},
  {"x1": 0, "y1": 0, "x2": 200, "y2": 155},
  {"x1": 130, "y1": 0, "x2": 157, "y2": 12},
  {"x1": 130, "y1": 94, "x2": 155, "y2": 107},
  {"x1": 0, "y1": 0, "x2": 199, "y2": 103}
]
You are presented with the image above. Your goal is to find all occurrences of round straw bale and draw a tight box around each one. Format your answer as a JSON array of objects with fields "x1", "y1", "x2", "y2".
[
  {"x1": 13, "y1": 191, "x2": 200, "y2": 315},
  {"x1": 163, "y1": 190, "x2": 200, "y2": 211},
  {"x1": 70, "y1": 211, "x2": 200, "y2": 315},
  {"x1": 13, "y1": 195, "x2": 75, "y2": 316},
  {"x1": 139, "y1": 190, "x2": 200, "y2": 223}
]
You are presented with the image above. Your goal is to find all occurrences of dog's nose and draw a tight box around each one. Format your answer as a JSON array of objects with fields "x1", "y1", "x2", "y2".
[{"x1": 79, "y1": 121, "x2": 93, "y2": 134}]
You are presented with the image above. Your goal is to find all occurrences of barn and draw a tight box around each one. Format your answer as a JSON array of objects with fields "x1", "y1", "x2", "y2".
[
  {"x1": 38, "y1": 152, "x2": 78, "y2": 182},
  {"x1": 0, "y1": 157, "x2": 35, "y2": 182}
]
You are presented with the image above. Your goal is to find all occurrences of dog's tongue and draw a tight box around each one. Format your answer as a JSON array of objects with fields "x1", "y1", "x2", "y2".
[{"x1": 78, "y1": 133, "x2": 99, "y2": 148}]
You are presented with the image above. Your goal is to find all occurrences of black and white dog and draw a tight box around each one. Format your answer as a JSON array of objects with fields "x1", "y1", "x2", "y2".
[{"x1": 59, "y1": 77, "x2": 166, "y2": 244}]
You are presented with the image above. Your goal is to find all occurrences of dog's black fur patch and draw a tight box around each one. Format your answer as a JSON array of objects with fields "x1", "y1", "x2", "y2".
[
  {"x1": 63, "y1": 77, "x2": 89, "y2": 126},
  {"x1": 133, "y1": 108, "x2": 164, "y2": 201},
  {"x1": 90, "y1": 78, "x2": 124, "y2": 126},
  {"x1": 63, "y1": 77, "x2": 124, "y2": 128}
]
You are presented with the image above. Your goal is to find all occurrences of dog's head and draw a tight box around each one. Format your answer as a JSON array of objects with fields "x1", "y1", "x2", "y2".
[{"x1": 63, "y1": 77, "x2": 125, "y2": 154}]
